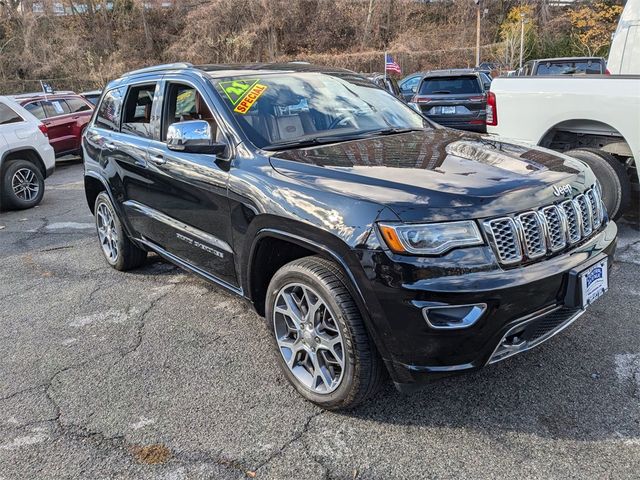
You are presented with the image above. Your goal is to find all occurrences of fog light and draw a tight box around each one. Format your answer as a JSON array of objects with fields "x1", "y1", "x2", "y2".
[{"x1": 422, "y1": 303, "x2": 487, "y2": 330}]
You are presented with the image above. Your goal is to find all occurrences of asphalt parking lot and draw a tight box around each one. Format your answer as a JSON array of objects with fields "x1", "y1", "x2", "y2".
[{"x1": 1, "y1": 160, "x2": 639, "y2": 480}]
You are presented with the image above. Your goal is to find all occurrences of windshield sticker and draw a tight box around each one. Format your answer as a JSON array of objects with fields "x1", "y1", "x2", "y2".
[
  {"x1": 233, "y1": 83, "x2": 267, "y2": 114},
  {"x1": 220, "y1": 79, "x2": 258, "y2": 105}
]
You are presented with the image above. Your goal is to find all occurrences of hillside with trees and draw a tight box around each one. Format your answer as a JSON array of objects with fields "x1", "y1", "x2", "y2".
[{"x1": 0, "y1": 0, "x2": 624, "y2": 94}]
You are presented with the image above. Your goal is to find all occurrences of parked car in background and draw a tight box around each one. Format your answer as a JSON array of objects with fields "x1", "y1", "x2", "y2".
[
  {"x1": 519, "y1": 57, "x2": 608, "y2": 76},
  {"x1": 607, "y1": 0, "x2": 640, "y2": 75},
  {"x1": 410, "y1": 69, "x2": 488, "y2": 133},
  {"x1": 80, "y1": 90, "x2": 103, "y2": 106},
  {"x1": 475, "y1": 70, "x2": 493, "y2": 89},
  {"x1": 12, "y1": 93, "x2": 94, "y2": 158},
  {"x1": 84, "y1": 62, "x2": 616, "y2": 409},
  {"x1": 398, "y1": 71, "x2": 426, "y2": 101},
  {"x1": 487, "y1": 75, "x2": 639, "y2": 220},
  {"x1": 366, "y1": 73, "x2": 402, "y2": 98},
  {"x1": 0, "y1": 95, "x2": 55, "y2": 210}
]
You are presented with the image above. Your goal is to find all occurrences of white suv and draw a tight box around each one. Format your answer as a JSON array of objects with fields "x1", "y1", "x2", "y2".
[{"x1": 0, "y1": 95, "x2": 55, "y2": 209}]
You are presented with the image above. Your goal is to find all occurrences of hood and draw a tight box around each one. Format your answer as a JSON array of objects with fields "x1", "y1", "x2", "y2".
[{"x1": 268, "y1": 129, "x2": 595, "y2": 222}]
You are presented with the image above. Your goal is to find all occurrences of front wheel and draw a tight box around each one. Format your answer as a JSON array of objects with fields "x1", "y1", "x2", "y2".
[
  {"x1": 1, "y1": 160, "x2": 45, "y2": 210},
  {"x1": 94, "y1": 191, "x2": 147, "y2": 271},
  {"x1": 265, "y1": 256, "x2": 385, "y2": 410}
]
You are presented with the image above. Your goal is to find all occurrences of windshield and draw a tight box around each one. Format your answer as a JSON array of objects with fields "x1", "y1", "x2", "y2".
[
  {"x1": 419, "y1": 76, "x2": 481, "y2": 95},
  {"x1": 210, "y1": 72, "x2": 428, "y2": 149}
]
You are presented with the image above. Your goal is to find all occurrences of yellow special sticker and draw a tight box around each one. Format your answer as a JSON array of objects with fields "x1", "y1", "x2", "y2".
[{"x1": 233, "y1": 83, "x2": 267, "y2": 114}]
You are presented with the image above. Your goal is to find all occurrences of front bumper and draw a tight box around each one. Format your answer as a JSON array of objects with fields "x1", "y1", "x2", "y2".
[{"x1": 355, "y1": 221, "x2": 617, "y2": 388}]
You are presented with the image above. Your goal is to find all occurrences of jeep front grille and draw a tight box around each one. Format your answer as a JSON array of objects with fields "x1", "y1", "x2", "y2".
[{"x1": 485, "y1": 187, "x2": 605, "y2": 266}]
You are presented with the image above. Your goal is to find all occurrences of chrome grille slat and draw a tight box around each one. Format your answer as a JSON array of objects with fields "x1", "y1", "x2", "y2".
[
  {"x1": 574, "y1": 194, "x2": 593, "y2": 236},
  {"x1": 517, "y1": 212, "x2": 546, "y2": 258},
  {"x1": 587, "y1": 189, "x2": 602, "y2": 229},
  {"x1": 560, "y1": 200, "x2": 581, "y2": 244},
  {"x1": 541, "y1": 205, "x2": 567, "y2": 252},
  {"x1": 486, "y1": 217, "x2": 522, "y2": 264},
  {"x1": 486, "y1": 187, "x2": 603, "y2": 266}
]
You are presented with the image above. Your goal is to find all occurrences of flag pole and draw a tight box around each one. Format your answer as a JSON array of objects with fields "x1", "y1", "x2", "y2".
[{"x1": 384, "y1": 51, "x2": 387, "y2": 82}]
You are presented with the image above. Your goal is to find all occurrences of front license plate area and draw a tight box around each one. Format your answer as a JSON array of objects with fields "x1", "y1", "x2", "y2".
[{"x1": 579, "y1": 258, "x2": 608, "y2": 308}]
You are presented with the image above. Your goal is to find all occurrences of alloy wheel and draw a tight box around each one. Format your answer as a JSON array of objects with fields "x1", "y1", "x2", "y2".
[
  {"x1": 273, "y1": 283, "x2": 345, "y2": 394},
  {"x1": 96, "y1": 202, "x2": 119, "y2": 262},
  {"x1": 11, "y1": 167, "x2": 39, "y2": 201}
]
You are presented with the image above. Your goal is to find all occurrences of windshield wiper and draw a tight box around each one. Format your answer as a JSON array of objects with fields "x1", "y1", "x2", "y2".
[
  {"x1": 366, "y1": 127, "x2": 423, "y2": 136},
  {"x1": 262, "y1": 133, "x2": 371, "y2": 151}
]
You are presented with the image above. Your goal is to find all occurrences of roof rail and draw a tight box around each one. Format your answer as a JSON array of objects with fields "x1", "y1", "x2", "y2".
[{"x1": 123, "y1": 62, "x2": 194, "y2": 77}]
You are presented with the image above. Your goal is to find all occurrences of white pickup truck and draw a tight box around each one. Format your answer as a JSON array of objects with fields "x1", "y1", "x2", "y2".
[
  {"x1": 486, "y1": 75, "x2": 639, "y2": 219},
  {"x1": 487, "y1": 0, "x2": 639, "y2": 220}
]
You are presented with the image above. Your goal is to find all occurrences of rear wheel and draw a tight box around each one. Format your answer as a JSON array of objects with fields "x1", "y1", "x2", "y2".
[
  {"x1": 94, "y1": 191, "x2": 147, "y2": 271},
  {"x1": 265, "y1": 256, "x2": 385, "y2": 410},
  {"x1": 564, "y1": 148, "x2": 631, "y2": 220},
  {"x1": 1, "y1": 160, "x2": 45, "y2": 210}
]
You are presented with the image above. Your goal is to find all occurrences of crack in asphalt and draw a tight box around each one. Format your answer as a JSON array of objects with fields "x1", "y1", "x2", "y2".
[
  {"x1": 116, "y1": 288, "x2": 174, "y2": 365},
  {"x1": 254, "y1": 410, "x2": 328, "y2": 477}
]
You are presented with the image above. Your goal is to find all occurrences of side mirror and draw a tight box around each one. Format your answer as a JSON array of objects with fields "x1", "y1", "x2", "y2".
[
  {"x1": 167, "y1": 120, "x2": 226, "y2": 155},
  {"x1": 411, "y1": 85, "x2": 418, "y2": 93}
]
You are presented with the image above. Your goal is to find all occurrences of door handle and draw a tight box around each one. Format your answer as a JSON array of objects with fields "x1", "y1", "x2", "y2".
[{"x1": 149, "y1": 154, "x2": 166, "y2": 165}]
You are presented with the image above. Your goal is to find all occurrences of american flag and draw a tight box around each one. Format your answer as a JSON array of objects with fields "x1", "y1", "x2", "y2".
[{"x1": 385, "y1": 53, "x2": 401, "y2": 75}]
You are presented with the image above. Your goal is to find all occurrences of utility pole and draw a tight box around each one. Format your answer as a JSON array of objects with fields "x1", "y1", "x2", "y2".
[
  {"x1": 519, "y1": 12, "x2": 526, "y2": 69},
  {"x1": 474, "y1": 0, "x2": 481, "y2": 67}
]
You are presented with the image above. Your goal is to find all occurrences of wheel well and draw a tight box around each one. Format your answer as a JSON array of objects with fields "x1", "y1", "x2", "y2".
[
  {"x1": 249, "y1": 236, "x2": 318, "y2": 316},
  {"x1": 540, "y1": 119, "x2": 637, "y2": 184},
  {"x1": 1, "y1": 149, "x2": 46, "y2": 178},
  {"x1": 540, "y1": 119, "x2": 627, "y2": 153},
  {"x1": 84, "y1": 176, "x2": 106, "y2": 214}
]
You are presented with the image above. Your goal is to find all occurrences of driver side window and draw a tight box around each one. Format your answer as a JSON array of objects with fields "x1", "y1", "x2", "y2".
[{"x1": 163, "y1": 83, "x2": 224, "y2": 143}]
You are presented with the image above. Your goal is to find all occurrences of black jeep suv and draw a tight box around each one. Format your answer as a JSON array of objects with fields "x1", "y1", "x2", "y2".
[{"x1": 83, "y1": 63, "x2": 616, "y2": 409}]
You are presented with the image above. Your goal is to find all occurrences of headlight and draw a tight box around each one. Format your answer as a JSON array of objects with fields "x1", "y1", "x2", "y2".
[{"x1": 378, "y1": 220, "x2": 484, "y2": 255}]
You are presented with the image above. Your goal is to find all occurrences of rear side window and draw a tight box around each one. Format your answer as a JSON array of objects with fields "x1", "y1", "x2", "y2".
[
  {"x1": 121, "y1": 84, "x2": 157, "y2": 139},
  {"x1": 43, "y1": 100, "x2": 71, "y2": 117},
  {"x1": 24, "y1": 102, "x2": 47, "y2": 120},
  {"x1": 419, "y1": 76, "x2": 481, "y2": 95},
  {"x1": 537, "y1": 61, "x2": 603, "y2": 75},
  {"x1": 65, "y1": 97, "x2": 92, "y2": 113},
  {"x1": 0, "y1": 102, "x2": 23, "y2": 124},
  {"x1": 96, "y1": 87, "x2": 126, "y2": 131},
  {"x1": 400, "y1": 75, "x2": 421, "y2": 93}
]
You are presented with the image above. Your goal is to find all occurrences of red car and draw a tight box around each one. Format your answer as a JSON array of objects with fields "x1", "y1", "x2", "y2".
[{"x1": 13, "y1": 93, "x2": 94, "y2": 158}]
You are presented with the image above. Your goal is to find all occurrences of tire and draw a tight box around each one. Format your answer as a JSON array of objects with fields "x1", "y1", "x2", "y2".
[
  {"x1": 265, "y1": 256, "x2": 385, "y2": 410},
  {"x1": 1, "y1": 160, "x2": 45, "y2": 210},
  {"x1": 94, "y1": 191, "x2": 147, "y2": 271},
  {"x1": 564, "y1": 148, "x2": 631, "y2": 220}
]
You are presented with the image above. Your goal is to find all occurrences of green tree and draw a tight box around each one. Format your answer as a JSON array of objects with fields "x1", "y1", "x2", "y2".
[{"x1": 568, "y1": 2, "x2": 623, "y2": 56}]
